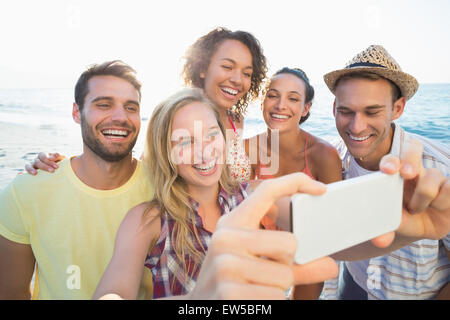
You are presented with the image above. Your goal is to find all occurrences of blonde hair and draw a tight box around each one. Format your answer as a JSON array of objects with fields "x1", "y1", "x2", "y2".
[{"x1": 143, "y1": 88, "x2": 238, "y2": 284}]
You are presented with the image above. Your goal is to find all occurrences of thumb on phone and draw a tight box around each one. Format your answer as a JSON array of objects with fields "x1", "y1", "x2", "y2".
[{"x1": 218, "y1": 173, "x2": 326, "y2": 230}]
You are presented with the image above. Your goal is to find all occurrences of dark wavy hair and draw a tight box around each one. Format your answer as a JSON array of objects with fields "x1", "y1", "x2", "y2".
[
  {"x1": 265, "y1": 67, "x2": 315, "y2": 124},
  {"x1": 181, "y1": 27, "x2": 267, "y2": 120}
]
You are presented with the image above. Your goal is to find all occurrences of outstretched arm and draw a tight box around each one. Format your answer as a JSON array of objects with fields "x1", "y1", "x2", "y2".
[
  {"x1": 333, "y1": 139, "x2": 450, "y2": 261},
  {"x1": 101, "y1": 173, "x2": 402, "y2": 300},
  {"x1": 188, "y1": 174, "x2": 340, "y2": 299},
  {"x1": 102, "y1": 174, "x2": 340, "y2": 300}
]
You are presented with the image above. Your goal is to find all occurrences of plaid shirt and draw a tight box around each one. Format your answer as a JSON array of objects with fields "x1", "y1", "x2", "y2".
[{"x1": 145, "y1": 183, "x2": 249, "y2": 299}]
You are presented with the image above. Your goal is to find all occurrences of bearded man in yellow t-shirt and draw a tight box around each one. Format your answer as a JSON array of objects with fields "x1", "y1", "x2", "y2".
[{"x1": 0, "y1": 61, "x2": 154, "y2": 299}]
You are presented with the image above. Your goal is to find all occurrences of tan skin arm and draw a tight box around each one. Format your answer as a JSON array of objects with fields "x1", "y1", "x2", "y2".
[
  {"x1": 93, "y1": 203, "x2": 159, "y2": 300},
  {"x1": 332, "y1": 140, "x2": 450, "y2": 261},
  {"x1": 331, "y1": 234, "x2": 421, "y2": 261},
  {"x1": 294, "y1": 140, "x2": 450, "y2": 298},
  {"x1": 0, "y1": 235, "x2": 36, "y2": 299}
]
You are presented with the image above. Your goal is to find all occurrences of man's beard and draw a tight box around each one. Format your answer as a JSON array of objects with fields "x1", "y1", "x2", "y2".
[{"x1": 80, "y1": 117, "x2": 138, "y2": 162}]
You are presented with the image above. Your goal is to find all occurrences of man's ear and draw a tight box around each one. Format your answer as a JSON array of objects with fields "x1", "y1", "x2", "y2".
[
  {"x1": 332, "y1": 99, "x2": 337, "y2": 117},
  {"x1": 72, "y1": 103, "x2": 81, "y2": 124},
  {"x1": 392, "y1": 97, "x2": 406, "y2": 121}
]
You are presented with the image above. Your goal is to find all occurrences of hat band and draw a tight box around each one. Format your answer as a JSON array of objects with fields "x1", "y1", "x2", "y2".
[{"x1": 346, "y1": 62, "x2": 387, "y2": 69}]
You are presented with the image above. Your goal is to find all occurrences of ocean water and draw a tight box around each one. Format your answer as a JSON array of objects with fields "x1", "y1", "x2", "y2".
[{"x1": 0, "y1": 83, "x2": 449, "y2": 191}]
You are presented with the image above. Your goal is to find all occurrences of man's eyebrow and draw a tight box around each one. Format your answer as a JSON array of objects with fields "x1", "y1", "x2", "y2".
[
  {"x1": 336, "y1": 105, "x2": 386, "y2": 110},
  {"x1": 366, "y1": 104, "x2": 386, "y2": 110},
  {"x1": 92, "y1": 96, "x2": 113, "y2": 103},
  {"x1": 91, "y1": 96, "x2": 140, "y2": 107},
  {"x1": 125, "y1": 100, "x2": 140, "y2": 107}
]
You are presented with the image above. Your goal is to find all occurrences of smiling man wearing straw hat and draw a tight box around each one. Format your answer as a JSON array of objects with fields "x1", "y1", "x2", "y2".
[{"x1": 322, "y1": 45, "x2": 450, "y2": 300}]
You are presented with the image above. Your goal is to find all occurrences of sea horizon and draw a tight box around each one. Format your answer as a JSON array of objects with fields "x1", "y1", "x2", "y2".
[{"x1": 1, "y1": 83, "x2": 449, "y2": 191}]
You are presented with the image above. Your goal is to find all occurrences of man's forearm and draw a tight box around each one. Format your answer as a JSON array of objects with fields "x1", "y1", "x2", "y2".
[{"x1": 331, "y1": 234, "x2": 421, "y2": 261}]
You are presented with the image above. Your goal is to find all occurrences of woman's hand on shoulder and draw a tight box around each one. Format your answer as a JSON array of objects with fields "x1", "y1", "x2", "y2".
[{"x1": 25, "y1": 152, "x2": 65, "y2": 175}]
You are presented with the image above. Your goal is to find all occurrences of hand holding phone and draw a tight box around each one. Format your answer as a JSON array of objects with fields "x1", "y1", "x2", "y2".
[{"x1": 291, "y1": 172, "x2": 403, "y2": 264}]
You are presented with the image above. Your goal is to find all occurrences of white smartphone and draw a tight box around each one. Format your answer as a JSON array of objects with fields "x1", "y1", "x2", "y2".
[{"x1": 290, "y1": 172, "x2": 403, "y2": 264}]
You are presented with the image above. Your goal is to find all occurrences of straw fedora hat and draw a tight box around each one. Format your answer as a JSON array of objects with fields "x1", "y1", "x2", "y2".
[{"x1": 324, "y1": 45, "x2": 419, "y2": 101}]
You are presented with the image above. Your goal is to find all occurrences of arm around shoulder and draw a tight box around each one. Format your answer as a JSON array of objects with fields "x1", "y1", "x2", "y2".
[{"x1": 93, "y1": 202, "x2": 160, "y2": 300}]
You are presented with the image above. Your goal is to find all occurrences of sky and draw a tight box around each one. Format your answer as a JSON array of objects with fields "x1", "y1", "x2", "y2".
[{"x1": 1, "y1": 0, "x2": 449, "y2": 109}]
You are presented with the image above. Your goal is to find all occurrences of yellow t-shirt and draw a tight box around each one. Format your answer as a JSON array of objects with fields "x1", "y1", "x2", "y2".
[{"x1": 0, "y1": 158, "x2": 154, "y2": 300}]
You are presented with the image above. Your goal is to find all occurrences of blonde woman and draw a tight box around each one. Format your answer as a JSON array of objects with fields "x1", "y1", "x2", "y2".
[{"x1": 93, "y1": 88, "x2": 250, "y2": 299}]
